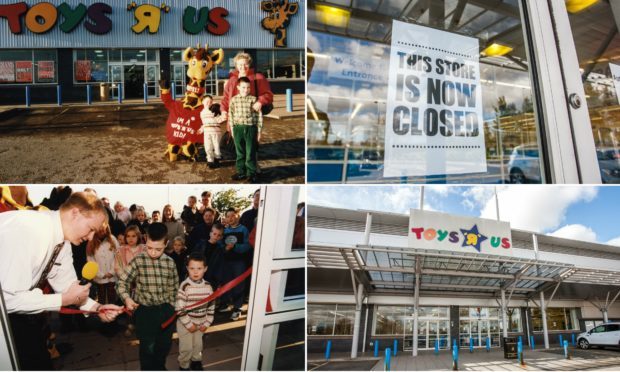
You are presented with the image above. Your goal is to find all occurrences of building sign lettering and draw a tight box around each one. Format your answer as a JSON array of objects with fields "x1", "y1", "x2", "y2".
[
  {"x1": 408, "y1": 209, "x2": 512, "y2": 256},
  {"x1": 384, "y1": 21, "x2": 487, "y2": 177}
]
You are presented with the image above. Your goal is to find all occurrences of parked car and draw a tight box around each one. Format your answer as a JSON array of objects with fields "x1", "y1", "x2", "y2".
[
  {"x1": 577, "y1": 322, "x2": 620, "y2": 349},
  {"x1": 507, "y1": 144, "x2": 542, "y2": 184},
  {"x1": 596, "y1": 148, "x2": 620, "y2": 184}
]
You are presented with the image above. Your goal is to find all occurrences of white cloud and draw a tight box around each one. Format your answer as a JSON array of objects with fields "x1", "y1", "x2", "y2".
[
  {"x1": 549, "y1": 224, "x2": 597, "y2": 242},
  {"x1": 606, "y1": 236, "x2": 620, "y2": 246},
  {"x1": 308, "y1": 186, "x2": 428, "y2": 214},
  {"x1": 478, "y1": 186, "x2": 598, "y2": 232}
]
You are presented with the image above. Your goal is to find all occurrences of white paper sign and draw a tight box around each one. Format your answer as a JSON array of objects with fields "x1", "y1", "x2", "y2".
[
  {"x1": 609, "y1": 63, "x2": 620, "y2": 105},
  {"x1": 408, "y1": 209, "x2": 512, "y2": 257},
  {"x1": 384, "y1": 21, "x2": 486, "y2": 177}
]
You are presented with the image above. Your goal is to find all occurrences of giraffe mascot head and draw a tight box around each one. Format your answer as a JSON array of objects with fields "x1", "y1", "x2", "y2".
[
  {"x1": 160, "y1": 44, "x2": 224, "y2": 162},
  {"x1": 261, "y1": 0, "x2": 299, "y2": 48}
]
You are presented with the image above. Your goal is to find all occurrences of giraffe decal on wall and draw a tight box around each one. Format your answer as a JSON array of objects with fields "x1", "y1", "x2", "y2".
[{"x1": 260, "y1": 0, "x2": 299, "y2": 48}]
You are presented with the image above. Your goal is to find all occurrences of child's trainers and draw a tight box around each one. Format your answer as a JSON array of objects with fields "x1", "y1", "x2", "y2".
[
  {"x1": 207, "y1": 162, "x2": 215, "y2": 169},
  {"x1": 218, "y1": 304, "x2": 232, "y2": 313},
  {"x1": 231, "y1": 173, "x2": 247, "y2": 181},
  {"x1": 190, "y1": 361, "x2": 204, "y2": 370},
  {"x1": 231, "y1": 309, "x2": 241, "y2": 321}
]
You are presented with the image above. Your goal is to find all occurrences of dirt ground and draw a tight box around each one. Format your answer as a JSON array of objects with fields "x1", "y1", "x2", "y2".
[{"x1": 0, "y1": 105, "x2": 304, "y2": 184}]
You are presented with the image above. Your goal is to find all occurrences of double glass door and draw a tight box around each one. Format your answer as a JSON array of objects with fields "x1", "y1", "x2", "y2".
[
  {"x1": 108, "y1": 63, "x2": 159, "y2": 100},
  {"x1": 459, "y1": 319, "x2": 501, "y2": 348},
  {"x1": 403, "y1": 319, "x2": 449, "y2": 351}
]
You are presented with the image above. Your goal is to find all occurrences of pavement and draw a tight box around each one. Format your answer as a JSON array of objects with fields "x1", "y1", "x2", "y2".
[
  {"x1": 307, "y1": 347, "x2": 620, "y2": 371},
  {"x1": 0, "y1": 94, "x2": 304, "y2": 184},
  {"x1": 48, "y1": 305, "x2": 304, "y2": 371}
]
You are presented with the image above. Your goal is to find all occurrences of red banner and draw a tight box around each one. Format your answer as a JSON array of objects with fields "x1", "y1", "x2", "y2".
[
  {"x1": 0, "y1": 61, "x2": 15, "y2": 82},
  {"x1": 76, "y1": 60, "x2": 91, "y2": 81},
  {"x1": 38, "y1": 61, "x2": 55, "y2": 80},
  {"x1": 15, "y1": 61, "x2": 32, "y2": 83}
]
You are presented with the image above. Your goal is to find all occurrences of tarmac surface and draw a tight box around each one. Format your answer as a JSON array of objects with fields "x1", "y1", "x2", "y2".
[
  {"x1": 0, "y1": 94, "x2": 304, "y2": 184},
  {"x1": 307, "y1": 347, "x2": 620, "y2": 371},
  {"x1": 48, "y1": 305, "x2": 304, "y2": 370}
]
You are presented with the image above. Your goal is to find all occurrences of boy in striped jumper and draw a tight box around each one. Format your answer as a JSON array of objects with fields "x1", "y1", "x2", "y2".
[{"x1": 175, "y1": 252, "x2": 215, "y2": 371}]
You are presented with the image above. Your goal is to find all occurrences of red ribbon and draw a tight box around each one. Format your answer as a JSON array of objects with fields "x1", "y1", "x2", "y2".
[{"x1": 161, "y1": 267, "x2": 253, "y2": 329}]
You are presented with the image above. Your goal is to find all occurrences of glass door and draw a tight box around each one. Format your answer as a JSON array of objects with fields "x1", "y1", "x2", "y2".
[
  {"x1": 171, "y1": 63, "x2": 187, "y2": 97},
  {"x1": 417, "y1": 320, "x2": 427, "y2": 350},
  {"x1": 146, "y1": 65, "x2": 159, "y2": 98},
  {"x1": 548, "y1": 0, "x2": 620, "y2": 183},
  {"x1": 109, "y1": 64, "x2": 122, "y2": 100},
  {"x1": 403, "y1": 318, "x2": 413, "y2": 351}
]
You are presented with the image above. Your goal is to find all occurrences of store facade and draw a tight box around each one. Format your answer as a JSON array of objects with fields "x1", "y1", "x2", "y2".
[
  {"x1": 0, "y1": 0, "x2": 305, "y2": 103},
  {"x1": 307, "y1": 0, "x2": 620, "y2": 184},
  {"x1": 307, "y1": 205, "x2": 620, "y2": 355}
]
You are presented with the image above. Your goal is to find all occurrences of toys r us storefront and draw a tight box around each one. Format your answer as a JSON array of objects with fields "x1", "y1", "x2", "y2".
[{"x1": 0, "y1": 0, "x2": 305, "y2": 103}]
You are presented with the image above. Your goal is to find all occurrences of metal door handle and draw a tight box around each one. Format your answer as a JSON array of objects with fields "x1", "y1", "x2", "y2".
[{"x1": 569, "y1": 93, "x2": 582, "y2": 109}]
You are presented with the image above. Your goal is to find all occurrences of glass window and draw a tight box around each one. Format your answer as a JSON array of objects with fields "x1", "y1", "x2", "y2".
[
  {"x1": 506, "y1": 308, "x2": 522, "y2": 333},
  {"x1": 256, "y1": 50, "x2": 274, "y2": 79},
  {"x1": 565, "y1": 1, "x2": 620, "y2": 183},
  {"x1": 122, "y1": 49, "x2": 146, "y2": 63},
  {"x1": 74, "y1": 49, "x2": 108, "y2": 83},
  {"x1": 307, "y1": 304, "x2": 355, "y2": 336},
  {"x1": 109, "y1": 49, "x2": 121, "y2": 62},
  {"x1": 147, "y1": 49, "x2": 158, "y2": 62},
  {"x1": 34, "y1": 50, "x2": 57, "y2": 84},
  {"x1": 218, "y1": 49, "x2": 244, "y2": 79},
  {"x1": 531, "y1": 307, "x2": 579, "y2": 332},
  {"x1": 274, "y1": 49, "x2": 302, "y2": 79},
  {"x1": 307, "y1": 0, "x2": 545, "y2": 184},
  {"x1": 375, "y1": 305, "x2": 406, "y2": 335},
  {"x1": 170, "y1": 49, "x2": 184, "y2": 62}
]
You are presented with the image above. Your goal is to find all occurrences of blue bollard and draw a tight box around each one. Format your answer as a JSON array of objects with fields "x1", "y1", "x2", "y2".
[
  {"x1": 57, "y1": 84, "x2": 62, "y2": 106},
  {"x1": 486, "y1": 337, "x2": 490, "y2": 352},
  {"x1": 563, "y1": 340, "x2": 569, "y2": 359},
  {"x1": 25, "y1": 85, "x2": 31, "y2": 107},
  {"x1": 393, "y1": 339, "x2": 397, "y2": 356},
  {"x1": 559, "y1": 334, "x2": 563, "y2": 346},
  {"x1": 435, "y1": 339, "x2": 439, "y2": 355},
  {"x1": 325, "y1": 340, "x2": 331, "y2": 360},
  {"x1": 571, "y1": 334, "x2": 575, "y2": 346},
  {"x1": 143, "y1": 83, "x2": 148, "y2": 103},
  {"x1": 530, "y1": 335, "x2": 535, "y2": 350},
  {"x1": 469, "y1": 337, "x2": 473, "y2": 353},
  {"x1": 286, "y1": 88, "x2": 293, "y2": 112},
  {"x1": 87, "y1": 84, "x2": 92, "y2": 105},
  {"x1": 171, "y1": 82, "x2": 176, "y2": 100},
  {"x1": 118, "y1": 83, "x2": 123, "y2": 103},
  {"x1": 518, "y1": 339, "x2": 524, "y2": 365},
  {"x1": 452, "y1": 339, "x2": 459, "y2": 370},
  {"x1": 385, "y1": 348, "x2": 391, "y2": 371},
  {"x1": 518, "y1": 336, "x2": 522, "y2": 345},
  {"x1": 374, "y1": 340, "x2": 379, "y2": 357}
]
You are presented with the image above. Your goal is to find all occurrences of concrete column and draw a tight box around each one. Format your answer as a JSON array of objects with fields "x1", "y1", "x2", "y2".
[
  {"x1": 351, "y1": 283, "x2": 364, "y2": 359},
  {"x1": 362, "y1": 297, "x2": 369, "y2": 353},
  {"x1": 363, "y1": 213, "x2": 372, "y2": 245},
  {"x1": 412, "y1": 272, "x2": 420, "y2": 356},
  {"x1": 501, "y1": 289, "x2": 508, "y2": 338},
  {"x1": 603, "y1": 309, "x2": 609, "y2": 323},
  {"x1": 540, "y1": 291, "x2": 549, "y2": 349}
]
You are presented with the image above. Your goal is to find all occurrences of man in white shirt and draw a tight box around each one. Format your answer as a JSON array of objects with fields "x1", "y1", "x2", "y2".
[{"x1": 0, "y1": 191, "x2": 123, "y2": 370}]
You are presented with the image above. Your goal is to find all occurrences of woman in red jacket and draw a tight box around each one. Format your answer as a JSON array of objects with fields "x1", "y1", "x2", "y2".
[{"x1": 220, "y1": 52, "x2": 274, "y2": 136}]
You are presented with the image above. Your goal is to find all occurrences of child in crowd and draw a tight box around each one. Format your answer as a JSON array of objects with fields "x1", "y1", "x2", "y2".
[
  {"x1": 86, "y1": 223, "x2": 119, "y2": 305},
  {"x1": 175, "y1": 252, "x2": 215, "y2": 371},
  {"x1": 204, "y1": 222, "x2": 224, "y2": 287},
  {"x1": 151, "y1": 210, "x2": 161, "y2": 223},
  {"x1": 116, "y1": 223, "x2": 179, "y2": 371},
  {"x1": 219, "y1": 208, "x2": 250, "y2": 321},
  {"x1": 115, "y1": 225, "x2": 147, "y2": 336},
  {"x1": 228, "y1": 77, "x2": 262, "y2": 183},
  {"x1": 116, "y1": 231, "x2": 126, "y2": 246},
  {"x1": 198, "y1": 95, "x2": 227, "y2": 169},
  {"x1": 167, "y1": 235, "x2": 188, "y2": 283},
  {"x1": 127, "y1": 207, "x2": 150, "y2": 238}
]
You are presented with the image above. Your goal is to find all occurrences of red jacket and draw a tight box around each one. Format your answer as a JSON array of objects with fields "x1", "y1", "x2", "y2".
[
  {"x1": 161, "y1": 90, "x2": 203, "y2": 145},
  {"x1": 220, "y1": 68, "x2": 273, "y2": 113}
]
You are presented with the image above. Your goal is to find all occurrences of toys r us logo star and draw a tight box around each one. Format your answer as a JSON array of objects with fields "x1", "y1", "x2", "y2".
[{"x1": 261, "y1": 0, "x2": 299, "y2": 48}]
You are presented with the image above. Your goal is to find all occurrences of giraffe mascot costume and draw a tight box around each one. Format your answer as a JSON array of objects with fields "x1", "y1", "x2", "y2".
[{"x1": 160, "y1": 44, "x2": 224, "y2": 161}]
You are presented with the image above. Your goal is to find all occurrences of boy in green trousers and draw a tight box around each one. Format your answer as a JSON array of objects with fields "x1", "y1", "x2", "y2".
[
  {"x1": 116, "y1": 223, "x2": 179, "y2": 370},
  {"x1": 229, "y1": 76, "x2": 263, "y2": 183}
]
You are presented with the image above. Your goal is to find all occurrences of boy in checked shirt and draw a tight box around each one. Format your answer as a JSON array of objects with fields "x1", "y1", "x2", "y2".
[
  {"x1": 116, "y1": 223, "x2": 178, "y2": 370},
  {"x1": 228, "y1": 76, "x2": 263, "y2": 183},
  {"x1": 175, "y1": 252, "x2": 215, "y2": 371}
]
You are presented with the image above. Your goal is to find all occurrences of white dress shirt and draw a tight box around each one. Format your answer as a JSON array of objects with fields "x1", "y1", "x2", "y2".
[{"x1": 0, "y1": 210, "x2": 96, "y2": 314}]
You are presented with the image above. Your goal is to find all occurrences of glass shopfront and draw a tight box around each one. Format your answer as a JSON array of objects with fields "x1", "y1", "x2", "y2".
[
  {"x1": 307, "y1": 303, "x2": 356, "y2": 336},
  {"x1": 0, "y1": 49, "x2": 58, "y2": 85},
  {"x1": 373, "y1": 305, "x2": 450, "y2": 350},
  {"x1": 531, "y1": 307, "x2": 579, "y2": 332},
  {"x1": 307, "y1": 0, "x2": 609, "y2": 184}
]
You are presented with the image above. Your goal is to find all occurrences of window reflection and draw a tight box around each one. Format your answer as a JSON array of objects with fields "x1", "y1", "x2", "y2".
[
  {"x1": 307, "y1": 0, "x2": 544, "y2": 183},
  {"x1": 567, "y1": 1, "x2": 620, "y2": 183}
]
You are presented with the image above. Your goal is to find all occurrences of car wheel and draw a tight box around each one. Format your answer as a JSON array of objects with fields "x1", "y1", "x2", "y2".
[
  {"x1": 510, "y1": 169, "x2": 527, "y2": 184},
  {"x1": 578, "y1": 338, "x2": 590, "y2": 349}
]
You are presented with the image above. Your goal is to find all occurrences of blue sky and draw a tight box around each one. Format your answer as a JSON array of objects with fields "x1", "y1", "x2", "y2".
[{"x1": 308, "y1": 185, "x2": 620, "y2": 246}]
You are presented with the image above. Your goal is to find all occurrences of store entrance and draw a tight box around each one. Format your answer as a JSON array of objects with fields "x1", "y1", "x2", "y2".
[
  {"x1": 124, "y1": 65, "x2": 144, "y2": 99},
  {"x1": 459, "y1": 319, "x2": 501, "y2": 348},
  {"x1": 403, "y1": 319, "x2": 450, "y2": 351}
]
